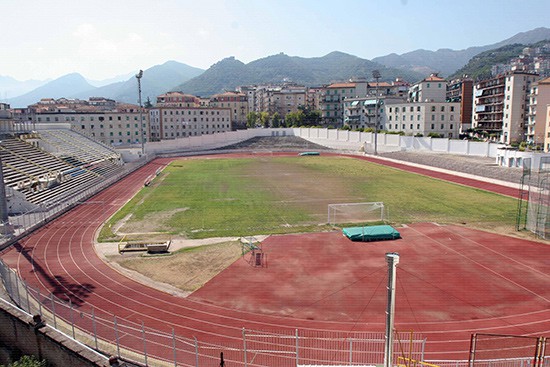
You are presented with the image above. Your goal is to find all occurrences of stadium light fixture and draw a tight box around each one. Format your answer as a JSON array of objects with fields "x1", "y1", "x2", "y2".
[
  {"x1": 372, "y1": 70, "x2": 381, "y2": 155},
  {"x1": 136, "y1": 70, "x2": 145, "y2": 156}
]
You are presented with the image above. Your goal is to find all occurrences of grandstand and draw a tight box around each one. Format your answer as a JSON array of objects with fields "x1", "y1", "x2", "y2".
[{"x1": 1, "y1": 129, "x2": 124, "y2": 211}]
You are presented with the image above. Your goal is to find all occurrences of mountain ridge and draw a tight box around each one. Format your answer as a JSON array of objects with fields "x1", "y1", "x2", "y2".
[{"x1": 372, "y1": 27, "x2": 550, "y2": 76}]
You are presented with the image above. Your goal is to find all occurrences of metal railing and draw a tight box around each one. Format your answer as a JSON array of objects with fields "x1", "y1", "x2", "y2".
[
  {"x1": 0, "y1": 154, "x2": 153, "y2": 250},
  {"x1": 0, "y1": 257, "x2": 426, "y2": 366}
]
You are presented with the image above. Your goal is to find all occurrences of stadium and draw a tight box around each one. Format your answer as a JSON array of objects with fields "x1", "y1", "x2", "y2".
[{"x1": 0, "y1": 125, "x2": 548, "y2": 367}]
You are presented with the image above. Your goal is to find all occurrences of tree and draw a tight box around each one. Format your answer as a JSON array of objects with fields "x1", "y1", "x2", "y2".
[
  {"x1": 271, "y1": 112, "x2": 281, "y2": 128},
  {"x1": 284, "y1": 110, "x2": 304, "y2": 127},
  {"x1": 297, "y1": 105, "x2": 321, "y2": 126},
  {"x1": 144, "y1": 97, "x2": 153, "y2": 108},
  {"x1": 259, "y1": 112, "x2": 270, "y2": 128},
  {"x1": 3, "y1": 356, "x2": 47, "y2": 367},
  {"x1": 246, "y1": 112, "x2": 258, "y2": 128}
]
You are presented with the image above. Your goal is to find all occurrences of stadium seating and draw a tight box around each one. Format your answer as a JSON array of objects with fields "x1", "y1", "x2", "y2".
[{"x1": 1, "y1": 129, "x2": 124, "y2": 208}]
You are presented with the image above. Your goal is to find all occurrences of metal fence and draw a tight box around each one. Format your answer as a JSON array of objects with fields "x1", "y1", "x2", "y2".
[
  {"x1": 0, "y1": 257, "x2": 428, "y2": 366},
  {"x1": 517, "y1": 157, "x2": 550, "y2": 239}
]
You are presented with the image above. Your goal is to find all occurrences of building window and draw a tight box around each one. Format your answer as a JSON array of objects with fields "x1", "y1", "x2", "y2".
[
  {"x1": 431, "y1": 106, "x2": 435, "y2": 112},
  {"x1": 431, "y1": 124, "x2": 434, "y2": 129}
]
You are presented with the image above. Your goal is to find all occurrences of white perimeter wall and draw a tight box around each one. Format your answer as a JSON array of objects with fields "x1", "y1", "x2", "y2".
[{"x1": 129, "y1": 127, "x2": 550, "y2": 171}]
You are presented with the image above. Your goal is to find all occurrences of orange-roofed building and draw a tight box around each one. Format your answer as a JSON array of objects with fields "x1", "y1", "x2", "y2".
[{"x1": 156, "y1": 91, "x2": 200, "y2": 108}]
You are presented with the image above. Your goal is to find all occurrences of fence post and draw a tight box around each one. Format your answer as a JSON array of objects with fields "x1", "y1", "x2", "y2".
[
  {"x1": 69, "y1": 297, "x2": 75, "y2": 339},
  {"x1": 296, "y1": 329, "x2": 299, "y2": 367},
  {"x1": 114, "y1": 316, "x2": 120, "y2": 358},
  {"x1": 37, "y1": 287, "x2": 42, "y2": 317},
  {"x1": 194, "y1": 336, "x2": 199, "y2": 367},
  {"x1": 242, "y1": 328, "x2": 247, "y2": 367},
  {"x1": 14, "y1": 272, "x2": 21, "y2": 305},
  {"x1": 92, "y1": 307, "x2": 98, "y2": 350},
  {"x1": 50, "y1": 293, "x2": 57, "y2": 329},
  {"x1": 349, "y1": 338, "x2": 353, "y2": 366},
  {"x1": 142, "y1": 321, "x2": 147, "y2": 366},
  {"x1": 173, "y1": 328, "x2": 177, "y2": 367},
  {"x1": 24, "y1": 280, "x2": 30, "y2": 313}
]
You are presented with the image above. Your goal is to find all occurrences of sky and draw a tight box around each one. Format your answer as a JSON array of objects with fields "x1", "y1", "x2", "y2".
[{"x1": 2, "y1": 0, "x2": 550, "y2": 82}]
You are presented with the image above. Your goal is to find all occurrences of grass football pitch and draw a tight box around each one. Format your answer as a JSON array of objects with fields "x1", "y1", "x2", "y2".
[{"x1": 100, "y1": 156, "x2": 517, "y2": 240}]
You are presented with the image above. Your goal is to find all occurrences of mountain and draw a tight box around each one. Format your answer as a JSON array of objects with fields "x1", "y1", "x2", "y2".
[
  {"x1": 5, "y1": 61, "x2": 204, "y2": 107},
  {"x1": 449, "y1": 40, "x2": 549, "y2": 81},
  {"x1": 74, "y1": 60, "x2": 204, "y2": 103},
  {"x1": 373, "y1": 27, "x2": 550, "y2": 77},
  {"x1": 86, "y1": 72, "x2": 135, "y2": 87},
  {"x1": 0, "y1": 76, "x2": 50, "y2": 101},
  {"x1": 7, "y1": 73, "x2": 95, "y2": 107},
  {"x1": 175, "y1": 52, "x2": 424, "y2": 97}
]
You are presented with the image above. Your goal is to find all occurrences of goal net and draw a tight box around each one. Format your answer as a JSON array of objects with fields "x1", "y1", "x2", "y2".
[{"x1": 327, "y1": 202, "x2": 386, "y2": 225}]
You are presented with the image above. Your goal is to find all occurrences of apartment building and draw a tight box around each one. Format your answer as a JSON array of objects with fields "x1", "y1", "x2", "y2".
[
  {"x1": 473, "y1": 71, "x2": 538, "y2": 144},
  {"x1": 148, "y1": 106, "x2": 231, "y2": 140},
  {"x1": 385, "y1": 102, "x2": 460, "y2": 138},
  {"x1": 320, "y1": 81, "x2": 368, "y2": 126},
  {"x1": 528, "y1": 77, "x2": 550, "y2": 148},
  {"x1": 343, "y1": 97, "x2": 402, "y2": 130},
  {"x1": 408, "y1": 74, "x2": 446, "y2": 103},
  {"x1": 13, "y1": 98, "x2": 148, "y2": 146},
  {"x1": 209, "y1": 91, "x2": 248, "y2": 128},
  {"x1": 252, "y1": 84, "x2": 306, "y2": 118},
  {"x1": 156, "y1": 91, "x2": 200, "y2": 107},
  {"x1": 446, "y1": 78, "x2": 473, "y2": 133}
]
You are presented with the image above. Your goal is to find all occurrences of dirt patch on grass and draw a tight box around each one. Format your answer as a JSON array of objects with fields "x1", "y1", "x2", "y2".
[
  {"x1": 116, "y1": 208, "x2": 188, "y2": 236},
  {"x1": 112, "y1": 240, "x2": 243, "y2": 293},
  {"x1": 244, "y1": 158, "x2": 365, "y2": 218}
]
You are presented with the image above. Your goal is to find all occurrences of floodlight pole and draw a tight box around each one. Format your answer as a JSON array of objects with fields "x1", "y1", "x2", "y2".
[
  {"x1": 372, "y1": 70, "x2": 381, "y2": 155},
  {"x1": 384, "y1": 252, "x2": 399, "y2": 367},
  {"x1": 136, "y1": 70, "x2": 145, "y2": 156}
]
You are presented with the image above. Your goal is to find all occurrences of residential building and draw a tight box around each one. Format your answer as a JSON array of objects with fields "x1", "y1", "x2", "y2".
[
  {"x1": 237, "y1": 85, "x2": 257, "y2": 116},
  {"x1": 306, "y1": 87, "x2": 323, "y2": 111},
  {"x1": 408, "y1": 73, "x2": 447, "y2": 103},
  {"x1": 148, "y1": 106, "x2": 231, "y2": 140},
  {"x1": 385, "y1": 101, "x2": 460, "y2": 138},
  {"x1": 545, "y1": 105, "x2": 550, "y2": 152},
  {"x1": 472, "y1": 71, "x2": 538, "y2": 144},
  {"x1": 320, "y1": 80, "x2": 369, "y2": 126},
  {"x1": 209, "y1": 91, "x2": 248, "y2": 128},
  {"x1": 12, "y1": 98, "x2": 148, "y2": 146},
  {"x1": 252, "y1": 84, "x2": 306, "y2": 119},
  {"x1": 343, "y1": 97, "x2": 402, "y2": 130},
  {"x1": 446, "y1": 78, "x2": 473, "y2": 133},
  {"x1": 156, "y1": 91, "x2": 200, "y2": 107},
  {"x1": 528, "y1": 77, "x2": 550, "y2": 147}
]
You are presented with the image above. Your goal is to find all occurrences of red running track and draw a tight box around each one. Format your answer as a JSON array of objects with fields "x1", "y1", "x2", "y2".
[{"x1": 1, "y1": 153, "x2": 548, "y2": 364}]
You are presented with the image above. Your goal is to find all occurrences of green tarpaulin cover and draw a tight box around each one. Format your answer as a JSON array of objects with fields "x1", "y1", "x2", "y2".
[
  {"x1": 298, "y1": 152, "x2": 320, "y2": 156},
  {"x1": 342, "y1": 225, "x2": 401, "y2": 242}
]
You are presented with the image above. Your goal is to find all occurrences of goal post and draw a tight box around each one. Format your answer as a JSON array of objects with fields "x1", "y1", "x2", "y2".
[{"x1": 327, "y1": 202, "x2": 386, "y2": 225}]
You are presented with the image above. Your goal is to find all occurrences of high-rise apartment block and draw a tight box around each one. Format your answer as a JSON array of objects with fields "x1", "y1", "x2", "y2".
[{"x1": 472, "y1": 71, "x2": 538, "y2": 144}]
